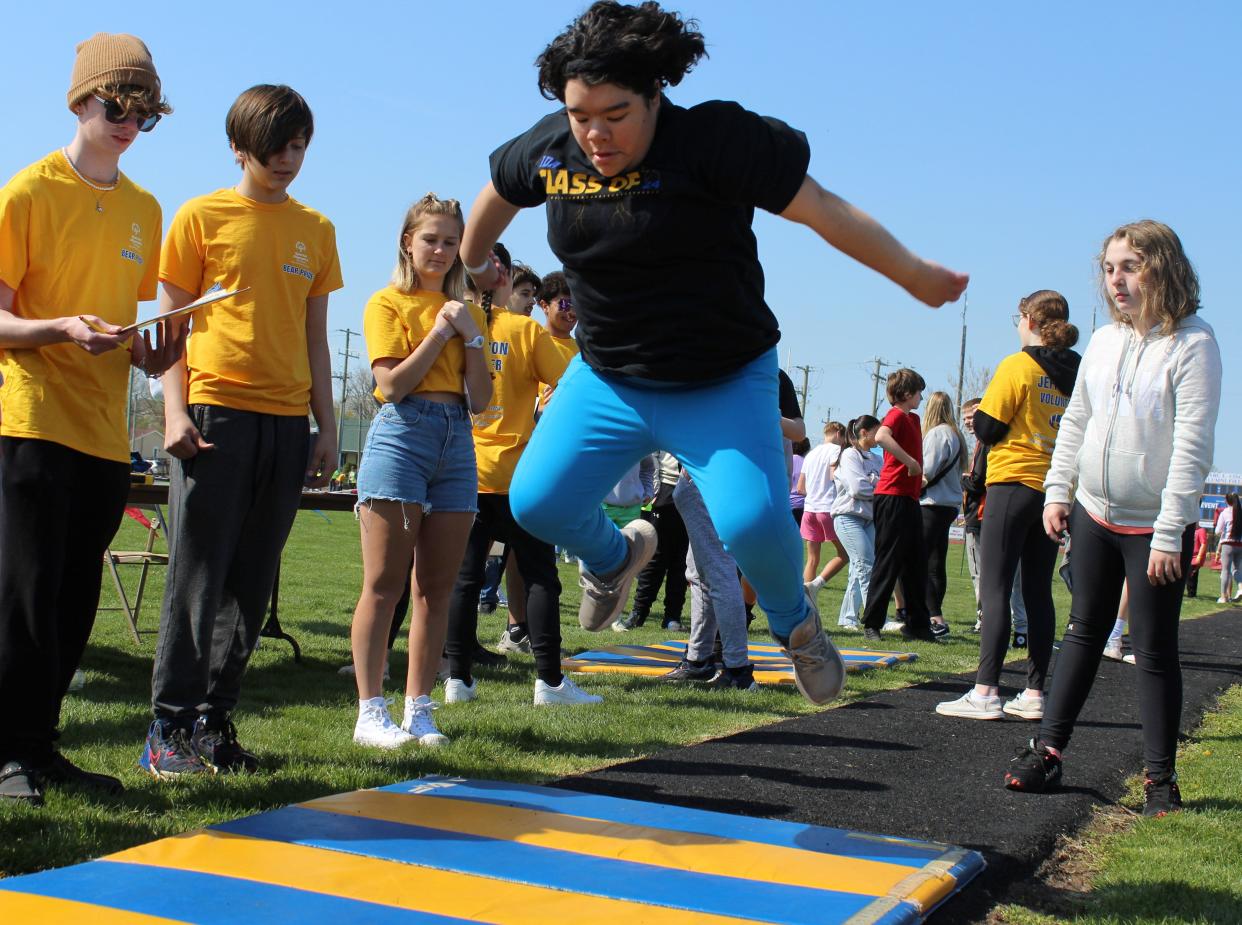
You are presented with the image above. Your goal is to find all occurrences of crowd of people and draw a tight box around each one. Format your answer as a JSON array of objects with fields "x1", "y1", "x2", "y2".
[{"x1": 0, "y1": 2, "x2": 1221, "y2": 827}]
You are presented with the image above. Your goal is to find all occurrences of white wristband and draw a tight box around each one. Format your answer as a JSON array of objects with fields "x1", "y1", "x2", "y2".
[{"x1": 465, "y1": 257, "x2": 492, "y2": 276}]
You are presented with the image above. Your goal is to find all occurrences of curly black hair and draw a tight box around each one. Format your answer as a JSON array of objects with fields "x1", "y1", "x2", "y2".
[{"x1": 536, "y1": 1, "x2": 707, "y2": 102}]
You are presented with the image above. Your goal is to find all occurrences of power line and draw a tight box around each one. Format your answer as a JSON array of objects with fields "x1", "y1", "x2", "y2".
[
  {"x1": 334, "y1": 328, "x2": 360, "y2": 468},
  {"x1": 868, "y1": 356, "x2": 901, "y2": 416}
]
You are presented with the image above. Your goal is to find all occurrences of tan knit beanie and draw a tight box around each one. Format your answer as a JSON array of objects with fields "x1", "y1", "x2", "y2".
[{"x1": 67, "y1": 33, "x2": 160, "y2": 111}]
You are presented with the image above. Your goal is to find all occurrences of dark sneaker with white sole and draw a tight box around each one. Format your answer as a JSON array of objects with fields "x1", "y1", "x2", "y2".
[
  {"x1": 1142, "y1": 772, "x2": 1182, "y2": 817},
  {"x1": 38, "y1": 751, "x2": 123, "y2": 795},
  {"x1": 140, "y1": 719, "x2": 211, "y2": 779},
  {"x1": 578, "y1": 519, "x2": 658, "y2": 631},
  {"x1": 0, "y1": 760, "x2": 43, "y2": 805},
  {"x1": 661, "y1": 658, "x2": 717, "y2": 683},
  {"x1": 1004, "y1": 738, "x2": 1062, "y2": 792},
  {"x1": 192, "y1": 713, "x2": 259, "y2": 774}
]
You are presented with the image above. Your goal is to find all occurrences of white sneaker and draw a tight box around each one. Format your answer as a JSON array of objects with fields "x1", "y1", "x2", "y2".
[
  {"x1": 339, "y1": 659, "x2": 390, "y2": 680},
  {"x1": 1002, "y1": 691, "x2": 1044, "y2": 720},
  {"x1": 611, "y1": 617, "x2": 632, "y2": 633},
  {"x1": 534, "y1": 676, "x2": 603, "y2": 706},
  {"x1": 68, "y1": 668, "x2": 86, "y2": 692},
  {"x1": 444, "y1": 678, "x2": 477, "y2": 703},
  {"x1": 1217, "y1": 596, "x2": 1229, "y2": 604},
  {"x1": 401, "y1": 695, "x2": 449, "y2": 746},
  {"x1": 1102, "y1": 643, "x2": 1125, "y2": 661},
  {"x1": 882, "y1": 620, "x2": 905, "y2": 633},
  {"x1": 353, "y1": 697, "x2": 413, "y2": 749},
  {"x1": 837, "y1": 621, "x2": 861, "y2": 632},
  {"x1": 1122, "y1": 653, "x2": 1136, "y2": 665},
  {"x1": 935, "y1": 690, "x2": 1003, "y2": 720}
]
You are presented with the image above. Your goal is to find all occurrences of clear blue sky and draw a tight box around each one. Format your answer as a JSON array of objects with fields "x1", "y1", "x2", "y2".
[{"x1": 9, "y1": 2, "x2": 1239, "y2": 466}]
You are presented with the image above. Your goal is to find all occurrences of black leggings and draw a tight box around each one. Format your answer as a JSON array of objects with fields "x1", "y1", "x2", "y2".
[
  {"x1": 921, "y1": 505, "x2": 958, "y2": 617},
  {"x1": 1039, "y1": 505, "x2": 1193, "y2": 777},
  {"x1": 632, "y1": 502, "x2": 689, "y2": 622},
  {"x1": 863, "y1": 494, "x2": 930, "y2": 633},
  {"x1": 976, "y1": 483, "x2": 1059, "y2": 690}
]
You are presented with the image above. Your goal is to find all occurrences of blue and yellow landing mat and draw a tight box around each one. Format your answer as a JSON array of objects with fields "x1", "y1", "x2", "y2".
[
  {"x1": 0, "y1": 776, "x2": 983, "y2": 924},
  {"x1": 563, "y1": 640, "x2": 917, "y2": 685}
]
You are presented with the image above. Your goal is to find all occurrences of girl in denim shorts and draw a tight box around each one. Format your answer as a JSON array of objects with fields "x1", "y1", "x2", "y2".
[{"x1": 349, "y1": 194, "x2": 492, "y2": 749}]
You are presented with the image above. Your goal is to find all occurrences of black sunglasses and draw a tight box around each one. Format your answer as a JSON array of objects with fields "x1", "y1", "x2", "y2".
[
  {"x1": 554, "y1": 298, "x2": 575, "y2": 312},
  {"x1": 94, "y1": 95, "x2": 161, "y2": 133}
]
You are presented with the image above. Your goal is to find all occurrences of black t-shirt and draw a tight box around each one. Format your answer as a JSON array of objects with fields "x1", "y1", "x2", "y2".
[
  {"x1": 778, "y1": 369, "x2": 801, "y2": 420},
  {"x1": 490, "y1": 97, "x2": 810, "y2": 382}
]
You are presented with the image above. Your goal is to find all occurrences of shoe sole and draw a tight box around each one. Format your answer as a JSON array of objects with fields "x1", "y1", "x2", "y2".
[
  {"x1": 534, "y1": 696, "x2": 603, "y2": 706},
  {"x1": 935, "y1": 704, "x2": 1003, "y2": 720},
  {"x1": 139, "y1": 763, "x2": 215, "y2": 781},
  {"x1": 579, "y1": 520, "x2": 658, "y2": 631},
  {"x1": 352, "y1": 733, "x2": 413, "y2": 750},
  {"x1": 1002, "y1": 704, "x2": 1043, "y2": 720},
  {"x1": 785, "y1": 599, "x2": 847, "y2": 705}
]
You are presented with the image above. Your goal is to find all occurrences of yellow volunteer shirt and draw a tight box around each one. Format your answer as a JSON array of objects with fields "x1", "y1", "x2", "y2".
[
  {"x1": 363, "y1": 287, "x2": 489, "y2": 401},
  {"x1": 474, "y1": 311, "x2": 571, "y2": 493},
  {"x1": 979, "y1": 351, "x2": 1069, "y2": 491},
  {"x1": 0, "y1": 151, "x2": 161, "y2": 462},
  {"x1": 160, "y1": 188, "x2": 343, "y2": 415}
]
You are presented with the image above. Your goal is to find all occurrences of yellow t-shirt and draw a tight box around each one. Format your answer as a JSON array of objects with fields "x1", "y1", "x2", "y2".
[
  {"x1": 474, "y1": 312, "x2": 572, "y2": 493},
  {"x1": 160, "y1": 188, "x2": 343, "y2": 415},
  {"x1": 0, "y1": 151, "x2": 161, "y2": 462},
  {"x1": 979, "y1": 351, "x2": 1070, "y2": 491},
  {"x1": 363, "y1": 287, "x2": 489, "y2": 401}
]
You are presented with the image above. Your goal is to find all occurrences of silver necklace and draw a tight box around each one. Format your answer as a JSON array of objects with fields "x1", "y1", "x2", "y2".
[{"x1": 62, "y1": 148, "x2": 119, "y2": 213}]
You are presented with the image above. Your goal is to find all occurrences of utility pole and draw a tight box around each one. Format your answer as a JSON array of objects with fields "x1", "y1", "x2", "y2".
[
  {"x1": 334, "y1": 328, "x2": 359, "y2": 469},
  {"x1": 791, "y1": 363, "x2": 816, "y2": 417},
  {"x1": 869, "y1": 357, "x2": 898, "y2": 416},
  {"x1": 955, "y1": 291, "x2": 968, "y2": 423}
]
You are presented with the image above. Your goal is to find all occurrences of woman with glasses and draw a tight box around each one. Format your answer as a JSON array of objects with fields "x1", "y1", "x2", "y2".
[{"x1": 936, "y1": 291, "x2": 1080, "y2": 722}]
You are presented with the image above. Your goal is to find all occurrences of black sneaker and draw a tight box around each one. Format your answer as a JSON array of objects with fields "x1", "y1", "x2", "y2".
[
  {"x1": 661, "y1": 658, "x2": 716, "y2": 682},
  {"x1": 930, "y1": 621, "x2": 951, "y2": 639},
  {"x1": 472, "y1": 643, "x2": 509, "y2": 667},
  {"x1": 628, "y1": 609, "x2": 650, "y2": 629},
  {"x1": 709, "y1": 665, "x2": 758, "y2": 691},
  {"x1": 1004, "y1": 738, "x2": 1062, "y2": 792},
  {"x1": 1012, "y1": 632, "x2": 1028, "y2": 649},
  {"x1": 140, "y1": 718, "x2": 211, "y2": 779},
  {"x1": 1142, "y1": 772, "x2": 1182, "y2": 817},
  {"x1": 192, "y1": 713, "x2": 259, "y2": 774},
  {"x1": 38, "y1": 751, "x2": 123, "y2": 796},
  {"x1": 478, "y1": 601, "x2": 498, "y2": 615},
  {"x1": 863, "y1": 627, "x2": 882, "y2": 644},
  {"x1": 0, "y1": 759, "x2": 43, "y2": 806},
  {"x1": 900, "y1": 624, "x2": 941, "y2": 644}
]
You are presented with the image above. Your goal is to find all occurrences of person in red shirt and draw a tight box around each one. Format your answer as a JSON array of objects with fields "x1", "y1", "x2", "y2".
[{"x1": 862, "y1": 369, "x2": 937, "y2": 643}]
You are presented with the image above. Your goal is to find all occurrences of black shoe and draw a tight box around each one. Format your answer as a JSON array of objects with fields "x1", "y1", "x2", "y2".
[
  {"x1": 1012, "y1": 631, "x2": 1028, "y2": 649},
  {"x1": 0, "y1": 760, "x2": 43, "y2": 806},
  {"x1": 661, "y1": 658, "x2": 716, "y2": 682},
  {"x1": 472, "y1": 643, "x2": 509, "y2": 667},
  {"x1": 478, "y1": 601, "x2": 497, "y2": 615},
  {"x1": 140, "y1": 718, "x2": 211, "y2": 779},
  {"x1": 1004, "y1": 738, "x2": 1062, "y2": 792},
  {"x1": 900, "y1": 624, "x2": 940, "y2": 644},
  {"x1": 628, "y1": 610, "x2": 650, "y2": 629},
  {"x1": 1143, "y1": 772, "x2": 1182, "y2": 817},
  {"x1": 895, "y1": 608, "x2": 908, "y2": 623},
  {"x1": 744, "y1": 604, "x2": 756, "y2": 629},
  {"x1": 930, "y1": 621, "x2": 951, "y2": 639},
  {"x1": 863, "y1": 627, "x2": 882, "y2": 644},
  {"x1": 38, "y1": 751, "x2": 123, "y2": 795},
  {"x1": 192, "y1": 713, "x2": 259, "y2": 774},
  {"x1": 709, "y1": 665, "x2": 758, "y2": 691}
]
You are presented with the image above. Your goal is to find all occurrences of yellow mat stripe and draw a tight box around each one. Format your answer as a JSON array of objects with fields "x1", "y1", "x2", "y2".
[
  {"x1": 109, "y1": 830, "x2": 771, "y2": 924},
  {"x1": 305, "y1": 790, "x2": 912, "y2": 896},
  {"x1": 0, "y1": 892, "x2": 186, "y2": 924}
]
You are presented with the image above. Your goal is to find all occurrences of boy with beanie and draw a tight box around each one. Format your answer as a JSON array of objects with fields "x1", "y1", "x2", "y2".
[
  {"x1": 0, "y1": 34, "x2": 181, "y2": 805},
  {"x1": 141, "y1": 85, "x2": 341, "y2": 778}
]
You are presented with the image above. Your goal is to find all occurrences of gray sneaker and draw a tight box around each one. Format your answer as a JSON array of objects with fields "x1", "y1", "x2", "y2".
[
  {"x1": 497, "y1": 627, "x2": 532, "y2": 654},
  {"x1": 577, "y1": 519, "x2": 658, "y2": 631},
  {"x1": 779, "y1": 591, "x2": 846, "y2": 705}
]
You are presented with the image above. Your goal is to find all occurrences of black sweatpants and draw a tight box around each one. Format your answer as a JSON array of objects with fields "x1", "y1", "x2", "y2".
[
  {"x1": 632, "y1": 501, "x2": 689, "y2": 623},
  {"x1": 0, "y1": 438, "x2": 129, "y2": 765},
  {"x1": 446, "y1": 493, "x2": 562, "y2": 685},
  {"x1": 921, "y1": 504, "x2": 958, "y2": 617},
  {"x1": 862, "y1": 494, "x2": 930, "y2": 633},
  {"x1": 1039, "y1": 505, "x2": 1194, "y2": 777},
  {"x1": 976, "y1": 483, "x2": 1059, "y2": 690}
]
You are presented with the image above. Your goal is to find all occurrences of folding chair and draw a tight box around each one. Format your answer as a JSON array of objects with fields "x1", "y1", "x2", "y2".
[{"x1": 103, "y1": 505, "x2": 168, "y2": 644}]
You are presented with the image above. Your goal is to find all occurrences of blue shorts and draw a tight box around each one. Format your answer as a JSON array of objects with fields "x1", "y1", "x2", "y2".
[{"x1": 356, "y1": 396, "x2": 477, "y2": 514}]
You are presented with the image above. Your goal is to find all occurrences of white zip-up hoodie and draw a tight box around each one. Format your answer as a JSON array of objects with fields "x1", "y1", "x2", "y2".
[{"x1": 1044, "y1": 314, "x2": 1221, "y2": 553}]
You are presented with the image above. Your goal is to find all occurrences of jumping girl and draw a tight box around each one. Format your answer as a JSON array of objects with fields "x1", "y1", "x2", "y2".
[{"x1": 460, "y1": 1, "x2": 967, "y2": 703}]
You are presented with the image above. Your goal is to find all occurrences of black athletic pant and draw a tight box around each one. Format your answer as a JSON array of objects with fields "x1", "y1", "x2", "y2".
[
  {"x1": 446, "y1": 493, "x2": 562, "y2": 685},
  {"x1": 862, "y1": 494, "x2": 931, "y2": 633},
  {"x1": 976, "y1": 483, "x2": 1059, "y2": 690},
  {"x1": 1039, "y1": 505, "x2": 1194, "y2": 778},
  {"x1": 921, "y1": 504, "x2": 958, "y2": 617},
  {"x1": 631, "y1": 502, "x2": 688, "y2": 623},
  {"x1": 0, "y1": 438, "x2": 129, "y2": 765}
]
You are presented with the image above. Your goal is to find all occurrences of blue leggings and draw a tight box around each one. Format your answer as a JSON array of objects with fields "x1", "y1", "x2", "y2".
[{"x1": 510, "y1": 349, "x2": 806, "y2": 638}]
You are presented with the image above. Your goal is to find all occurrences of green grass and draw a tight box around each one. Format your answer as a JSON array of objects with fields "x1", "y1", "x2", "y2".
[{"x1": 0, "y1": 508, "x2": 1236, "y2": 925}]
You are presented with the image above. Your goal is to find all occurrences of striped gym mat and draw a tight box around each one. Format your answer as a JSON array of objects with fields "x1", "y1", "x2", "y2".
[
  {"x1": 0, "y1": 776, "x2": 983, "y2": 924},
  {"x1": 563, "y1": 640, "x2": 917, "y2": 684}
]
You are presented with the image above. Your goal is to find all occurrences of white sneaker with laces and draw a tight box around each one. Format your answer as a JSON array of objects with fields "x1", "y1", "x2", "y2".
[
  {"x1": 1102, "y1": 643, "x2": 1125, "y2": 661},
  {"x1": 444, "y1": 678, "x2": 477, "y2": 703},
  {"x1": 534, "y1": 676, "x2": 603, "y2": 706},
  {"x1": 935, "y1": 690, "x2": 1003, "y2": 720},
  {"x1": 1002, "y1": 691, "x2": 1044, "y2": 720},
  {"x1": 353, "y1": 697, "x2": 414, "y2": 749},
  {"x1": 401, "y1": 695, "x2": 449, "y2": 746}
]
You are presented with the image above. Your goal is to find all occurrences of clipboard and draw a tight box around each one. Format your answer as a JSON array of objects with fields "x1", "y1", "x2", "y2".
[{"x1": 81, "y1": 287, "x2": 249, "y2": 336}]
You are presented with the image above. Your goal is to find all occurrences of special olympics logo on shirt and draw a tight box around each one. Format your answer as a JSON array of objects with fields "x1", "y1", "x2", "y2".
[
  {"x1": 292, "y1": 241, "x2": 310, "y2": 266},
  {"x1": 129, "y1": 223, "x2": 143, "y2": 249}
]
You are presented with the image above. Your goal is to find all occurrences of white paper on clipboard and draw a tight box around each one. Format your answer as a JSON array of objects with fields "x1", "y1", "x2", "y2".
[{"x1": 117, "y1": 286, "x2": 250, "y2": 335}]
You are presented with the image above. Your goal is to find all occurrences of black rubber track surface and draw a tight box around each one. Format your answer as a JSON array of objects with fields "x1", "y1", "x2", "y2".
[{"x1": 556, "y1": 609, "x2": 1242, "y2": 922}]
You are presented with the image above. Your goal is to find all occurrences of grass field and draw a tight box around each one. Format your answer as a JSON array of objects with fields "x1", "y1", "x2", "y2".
[{"x1": 0, "y1": 508, "x2": 1237, "y2": 924}]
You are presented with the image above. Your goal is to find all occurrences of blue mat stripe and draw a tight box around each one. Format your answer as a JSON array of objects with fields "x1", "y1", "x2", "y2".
[
  {"x1": 0, "y1": 861, "x2": 472, "y2": 924},
  {"x1": 213, "y1": 805, "x2": 876, "y2": 924},
  {"x1": 374, "y1": 777, "x2": 950, "y2": 867}
]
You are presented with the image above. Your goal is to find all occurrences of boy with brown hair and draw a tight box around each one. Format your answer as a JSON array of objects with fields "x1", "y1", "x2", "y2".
[
  {"x1": 141, "y1": 84, "x2": 342, "y2": 779},
  {"x1": 0, "y1": 34, "x2": 182, "y2": 804},
  {"x1": 861, "y1": 368, "x2": 938, "y2": 644}
]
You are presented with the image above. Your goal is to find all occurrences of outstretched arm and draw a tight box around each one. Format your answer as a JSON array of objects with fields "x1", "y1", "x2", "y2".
[{"x1": 779, "y1": 176, "x2": 968, "y2": 308}]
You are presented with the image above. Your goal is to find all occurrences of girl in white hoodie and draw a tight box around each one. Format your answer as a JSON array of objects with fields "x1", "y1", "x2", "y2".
[{"x1": 1003, "y1": 221, "x2": 1221, "y2": 818}]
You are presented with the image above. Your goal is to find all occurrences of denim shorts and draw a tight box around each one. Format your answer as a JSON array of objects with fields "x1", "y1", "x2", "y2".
[{"x1": 356, "y1": 395, "x2": 477, "y2": 514}]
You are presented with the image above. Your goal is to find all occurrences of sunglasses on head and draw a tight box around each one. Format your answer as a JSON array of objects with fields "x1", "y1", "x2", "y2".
[
  {"x1": 554, "y1": 298, "x2": 575, "y2": 312},
  {"x1": 94, "y1": 95, "x2": 161, "y2": 132}
]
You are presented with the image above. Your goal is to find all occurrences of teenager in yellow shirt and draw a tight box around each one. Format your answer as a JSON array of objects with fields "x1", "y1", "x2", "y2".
[
  {"x1": 141, "y1": 85, "x2": 342, "y2": 779},
  {"x1": 0, "y1": 35, "x2": 181, "y2": 805}
]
